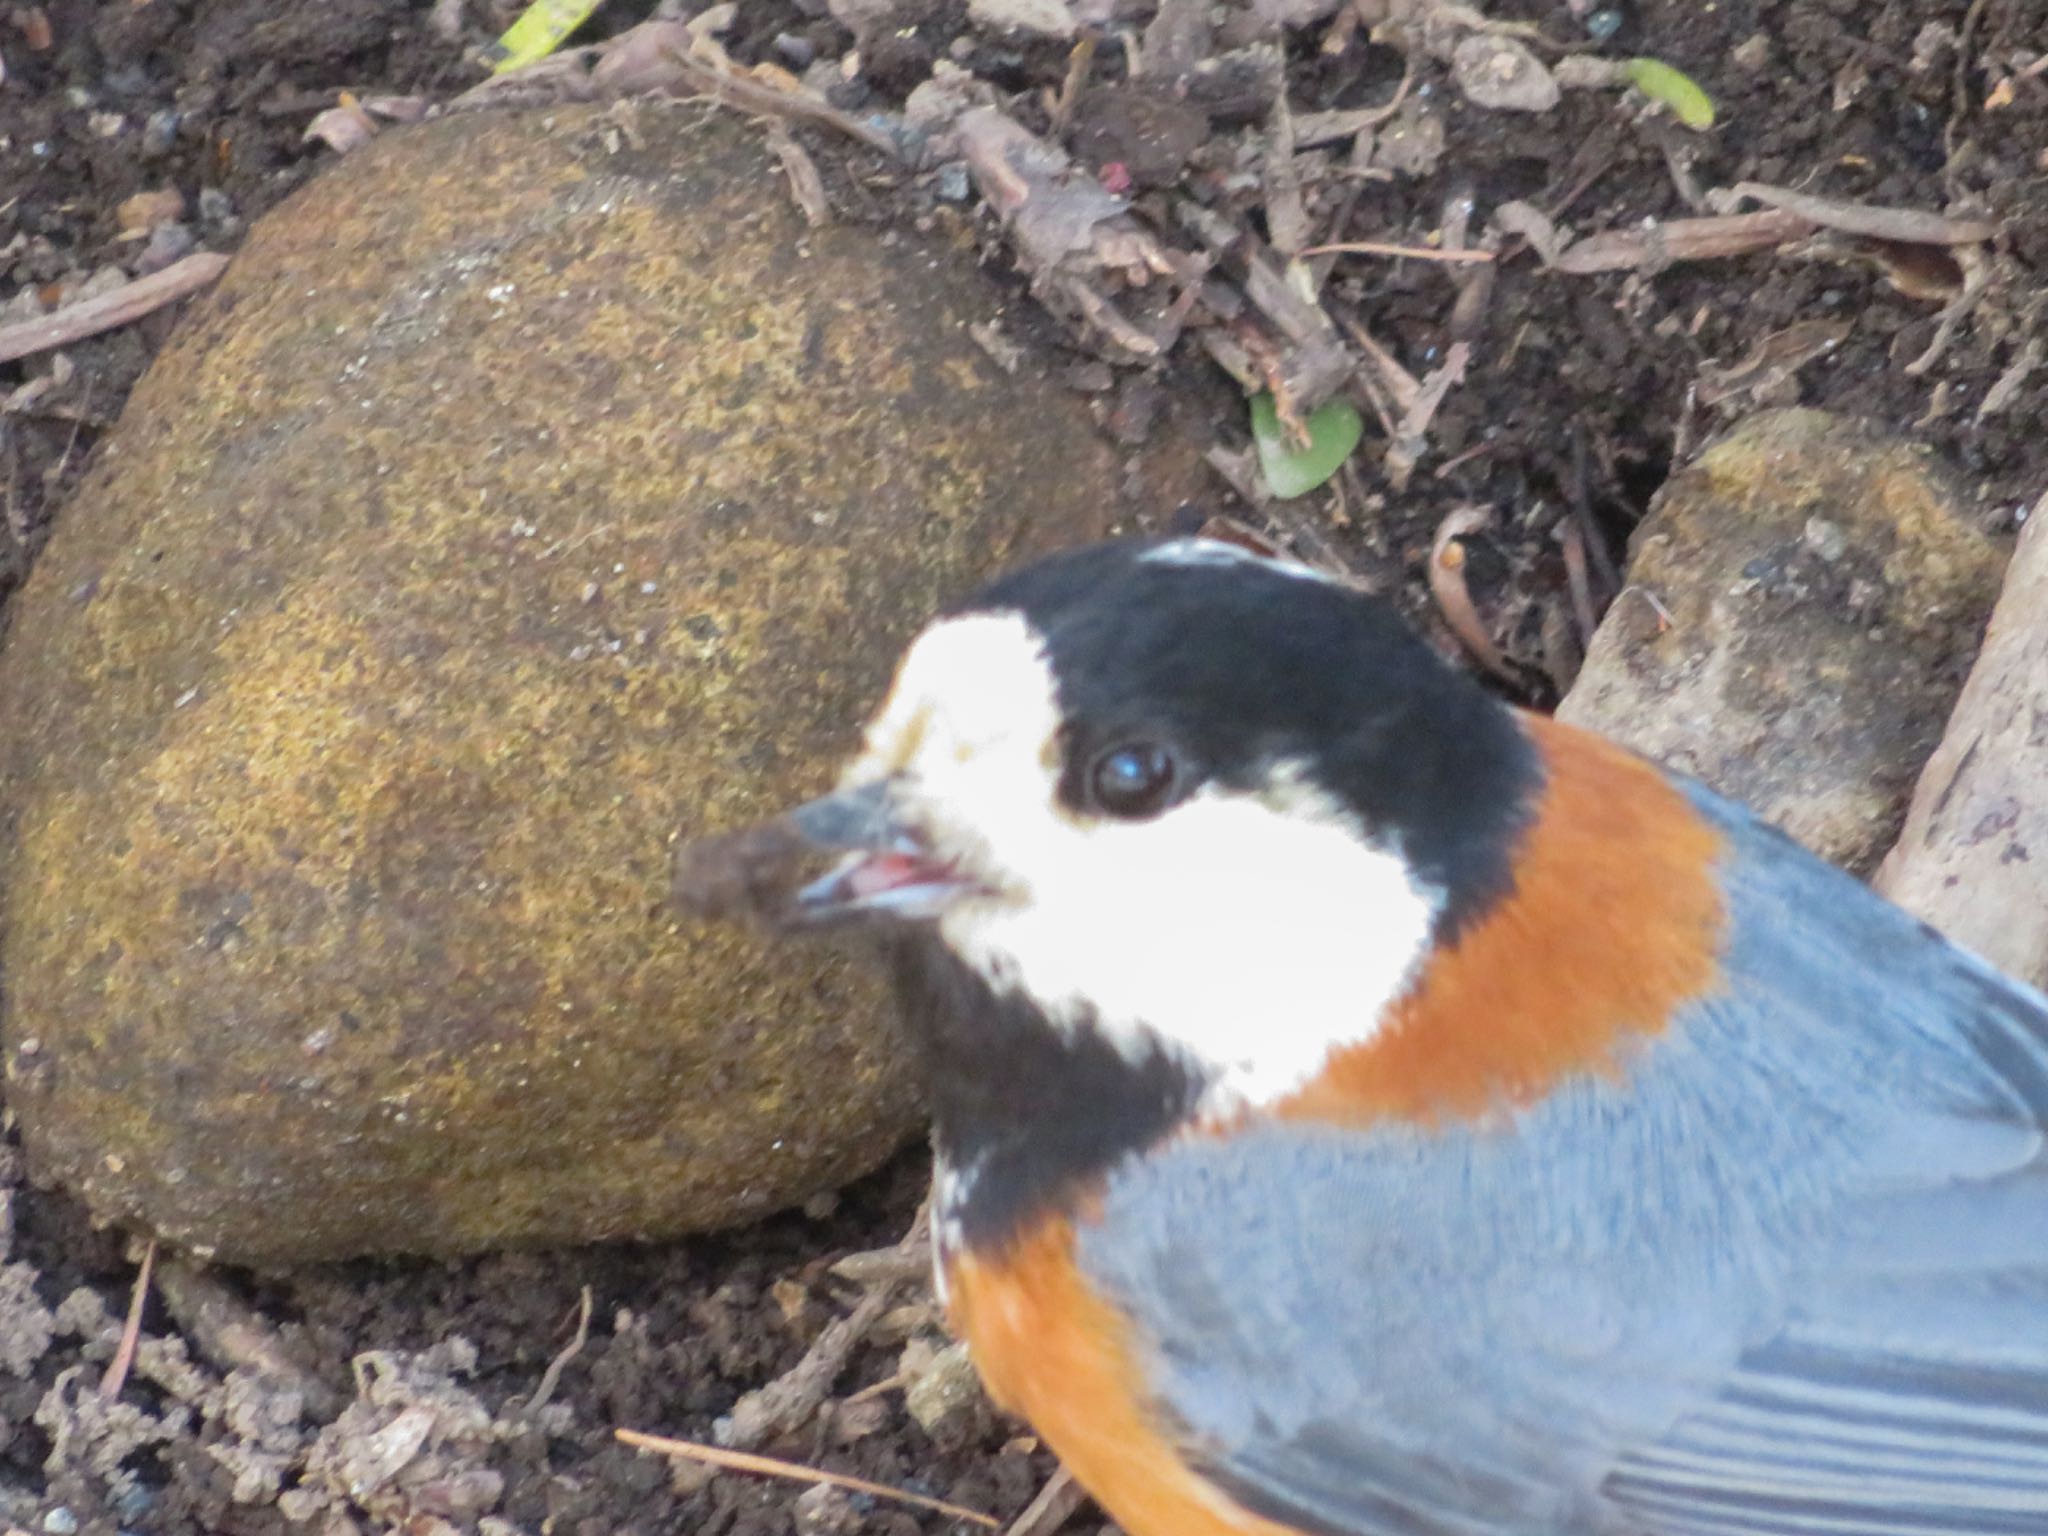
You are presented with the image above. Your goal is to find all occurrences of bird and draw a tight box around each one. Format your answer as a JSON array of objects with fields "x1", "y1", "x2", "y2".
[{"x1": 673, "y1": 535, "x2": 2048, "y2": 1536}]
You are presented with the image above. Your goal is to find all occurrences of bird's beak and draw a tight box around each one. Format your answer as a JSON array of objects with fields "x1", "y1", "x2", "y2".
[{"x1": 673, "y1": 779, "x2": 976, "y2": 930}]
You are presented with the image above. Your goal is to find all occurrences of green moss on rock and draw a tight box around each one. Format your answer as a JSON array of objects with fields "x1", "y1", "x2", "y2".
[{"x1": 0, "y1": 106, "x2": 1194, "y2": 1265}]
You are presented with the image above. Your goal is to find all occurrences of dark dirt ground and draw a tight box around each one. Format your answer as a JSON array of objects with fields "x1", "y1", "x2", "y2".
[{"x1": 1, "y1": 1, "x2": 2045, "y2": 1533}]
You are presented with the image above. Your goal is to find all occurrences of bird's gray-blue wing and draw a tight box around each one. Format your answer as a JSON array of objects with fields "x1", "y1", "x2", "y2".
[{"x1": 1075, "y1": 789, "x2": 2048, "y2": 1536}]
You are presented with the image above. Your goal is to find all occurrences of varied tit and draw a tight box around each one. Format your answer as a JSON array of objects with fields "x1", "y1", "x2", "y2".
[{"x1": 675, "y1": 536, "x2": 2048, "y2": 1536}]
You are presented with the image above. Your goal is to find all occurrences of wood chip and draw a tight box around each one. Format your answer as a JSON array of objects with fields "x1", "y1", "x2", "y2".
[
  {"x1": 1490, "y1": 199, "x2": 1563, "y2": 267},
  {"x1": 1553, "y1": 209, "x2": 1816, "y2": 274},
  {"x1": 156, "y1": 1258, "x2": 344, "y2": 1420},
  {"x1": 1695, "y1": 318, "x2": 1852, "y2": 407},
  {"x1": 767, "y1": 125, "x2": 832, "y2": 226},
  {"x1": 1977, "y1": 334, "x2": 2043, "y2": 421},
  {"x1": 1384, "y1": 340, "x2": 1469, "y2": 492},
  {"x1": 1263, "y1": 94, "x2": 1311, "y2": 258}
]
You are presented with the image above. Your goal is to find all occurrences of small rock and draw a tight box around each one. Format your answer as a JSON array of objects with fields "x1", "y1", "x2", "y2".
[
  {"x1": 1249, "y1": 0, "x2": 1343, "y2": 29},
  {"x1": 903, "y1": 62, "x2": 998, "y2": 145},
  {"x1": 1560, "y1": 410, "x2": 2006, "y2": 873},
  {"x1": 827, "y1": 0, "x2": 909, "y2": 31},
  {"x1": 140, "y1": 109, "x2": 182, "y2": 157},
  {"x1": 793, "y1": 1483, "x2": 861, "y2": 1536},
  {"x1": 195, "y1": 187, "x2": 238, "y2": 236},
  {"x1": 902, "y1": 1339, "x2": 987, "y2": 1449},
  {"x1": 967, "y1": 0, "x2": 1076, "y2": 40},
  {"x1": 134, "y1": 222, "x2": 197, "y2": 276},
  {"x1": 68, "y1": 264, "x2": 132, "y2": 306},
  {"x1": 1581, "y1": 5, "x2": 1629, "y2": 44},
  {"x1": 41, "y1": 1509, "x2": 77, "y2": 1536},
  {"x1": 114, "y1": 188, "x2": 185, "y2": 239},
  {"x1": 1451, "y1": 35, "x2": 1561, "y2": 113}
]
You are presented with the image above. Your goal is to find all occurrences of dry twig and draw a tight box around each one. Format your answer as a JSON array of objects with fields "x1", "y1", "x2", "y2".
[
  {"x1": 766, "y1": 126, "x2": 831, "y2": 227},
  {"x1": 1006, "y1": 1467, "x2": 1088, "y2": 1536},
  {"x1": 521, "y1": 1284, "x2": 593, "y2": 1416},
  {"x1": 1553, "y1": 210, "x2": 1815, "y2": 274},
  {"x1": 100, "y1": 1237, "x2": 156, "y2": 1401},
  {"x1": 0, "y1": 253, "x2": 230, "y2": 365},
  {"x1": 1427, "y1": 507, "x2": 1520, "y2": 684},
  {"x1": 617, "y1": 1428, "x2": 1001, "y2": 1527},
  {"x1": 718, "y1": 1285, "x2": 898, "y2": 1450},
  {"x1": 658, "y1": 36, "x2": 902, "y2": 156},
  {"x1": 1301, "y1": 239, "x2": 1494, "y2": 264},
  {"x1": 1708, "y1": 182, "x2": 1997, "y2": 246}
]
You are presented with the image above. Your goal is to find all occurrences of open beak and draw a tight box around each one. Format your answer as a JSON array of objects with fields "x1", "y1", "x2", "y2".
[{"x1": 673, "y1": 779, "x2": 977, "y2": 930}]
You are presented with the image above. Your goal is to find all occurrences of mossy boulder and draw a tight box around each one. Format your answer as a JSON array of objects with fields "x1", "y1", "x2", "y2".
[{"x1": 0, "y1": 105, "x2": 1196, "y2": 1265}]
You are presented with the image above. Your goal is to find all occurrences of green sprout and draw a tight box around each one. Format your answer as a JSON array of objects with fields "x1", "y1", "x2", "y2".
[
  {"x1": 1250, "y1": 392, "x2": 1364, "y2": 501},
  {"x1": 1624, "y1": 57, "x2": 1716, "y2": 130},
  {"x1": 486, "y1": 0, "x2": 604, "y2": 74}
]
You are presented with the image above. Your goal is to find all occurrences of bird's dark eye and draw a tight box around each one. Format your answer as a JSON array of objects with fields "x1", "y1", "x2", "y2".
[{"x1": 1088, "y1": 742, "x2": 1180, "y2": 819}]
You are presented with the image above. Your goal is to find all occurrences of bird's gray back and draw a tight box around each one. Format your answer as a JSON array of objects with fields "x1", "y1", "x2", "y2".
[{"x1": 1075, "y1": 787, "x2": 2048, "y2": 1536}]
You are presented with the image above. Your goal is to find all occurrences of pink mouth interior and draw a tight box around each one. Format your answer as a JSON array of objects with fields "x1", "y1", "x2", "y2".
[{"x1": 845, "y1": 852, "x2": 951, "y2": 898}]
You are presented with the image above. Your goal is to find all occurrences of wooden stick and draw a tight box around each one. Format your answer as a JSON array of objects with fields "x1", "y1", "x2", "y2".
[
  {"x1": 1875, "y1": 494, "x2": 2048, "y2": 987},
  {"x1": 615, "y1": 1428, "x2": 1001, "y2": 1527},
  {"x1": 0, "y1": 253, "x2": 230, "y2": 365},
  {"x1": 1299, "y1": 240, "x2": 1494, "y2": 264},
  {"x1": 100, "y1": 1237, "x2": 157, "y2": 1401}
]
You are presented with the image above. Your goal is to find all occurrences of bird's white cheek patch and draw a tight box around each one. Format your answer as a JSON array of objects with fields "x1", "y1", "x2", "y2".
[{"x1": 942, "y1": 787, "x2": 1442, "y2": 1110}]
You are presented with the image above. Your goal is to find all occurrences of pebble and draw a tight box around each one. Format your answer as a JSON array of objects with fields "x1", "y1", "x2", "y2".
[
  {"x1": 140, "y1": 108, "x2": 182, "y2": 157},
  {"x1": 966, "y1": 0, "x2": 1077, "y2": 40},
  {"x1": 1451, "y1": 36, "x2": 1562, "y2": 113}
]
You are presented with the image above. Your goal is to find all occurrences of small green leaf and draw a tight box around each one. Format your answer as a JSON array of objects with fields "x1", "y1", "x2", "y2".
[
  {"x1": 486, "y1": 0, "x2": 604, "y2": 74},
  {"x1": 1249, "y1": 392, "x2": 1363, "y2": 500},
  {"x1": 1624, "y1": 57, "x2": 1716, "y2": 130}
]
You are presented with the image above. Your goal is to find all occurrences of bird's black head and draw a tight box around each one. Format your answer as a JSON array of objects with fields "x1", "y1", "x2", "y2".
[
  {"x1": 956, "y1": 537, "x2": 1539, "y2": 928},
  {"x1": 679, "y1": 536, "x2": 1545, "y2": 1111},
  {"x1": 673, "y1": 536, "x2": 1547, "y2": 1243}
]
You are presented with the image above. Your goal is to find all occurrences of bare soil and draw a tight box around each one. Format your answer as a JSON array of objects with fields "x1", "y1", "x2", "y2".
[{"x1": 1, "y1": 2, "x2": 2043, "y2": 1533}]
